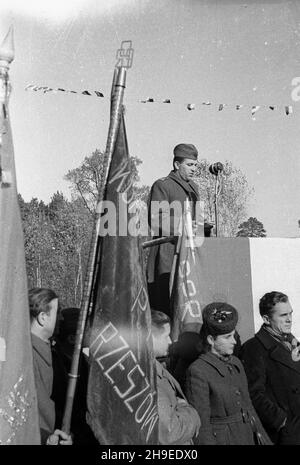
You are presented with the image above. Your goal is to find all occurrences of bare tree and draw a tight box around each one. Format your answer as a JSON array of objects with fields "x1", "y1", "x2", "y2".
[{"x1": 194, "y1": 159, "x2": 254, "y2": 237}]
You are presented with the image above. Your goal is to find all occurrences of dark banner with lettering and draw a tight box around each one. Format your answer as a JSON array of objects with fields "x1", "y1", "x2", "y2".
[
  {"x1": 170, "y1": 229, "x2": 203, "y2": 341},
  {"x1": 86, "y1": 110, "x2": 158, "y2": 445}
]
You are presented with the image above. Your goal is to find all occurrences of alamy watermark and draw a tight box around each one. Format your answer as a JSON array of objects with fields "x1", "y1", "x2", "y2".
[{"x1": 96, "y1": 194, "x2": 206, "y2": 247}]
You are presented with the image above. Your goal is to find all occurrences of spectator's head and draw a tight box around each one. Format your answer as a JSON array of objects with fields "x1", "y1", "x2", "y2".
[
  {"x1": 200, "y1": 302, "x2": 238, "y2": 357},
  {"x1": 151, "y1": 310, "x2": 172, "y2": 358},
  {"x1": 259, "y1": 291, "x2": 292, "y2": 334},
  {"x1": 29, "y1": 288, "x2": 59, "y2": 342},
  {"x1": 57, "y1": 307, "x2": 80, "y2": 357},
  {"x1": 173, "y1": 143, "x2": 198, "y2": 181}
]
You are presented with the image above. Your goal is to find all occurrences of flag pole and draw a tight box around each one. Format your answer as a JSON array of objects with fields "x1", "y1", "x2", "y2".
[
  {"x1": 61, "y1": 64, "x2": 127, "y2": 435},
  {"x1": 142, "y1": 236, "x2": 174, "y2": 248},
  {"x1": 0, "y1": 27, "x2": 41, "y2": 445},
  {"x1": 0, "y1": 26, "x2": 14, "y2": 188}
]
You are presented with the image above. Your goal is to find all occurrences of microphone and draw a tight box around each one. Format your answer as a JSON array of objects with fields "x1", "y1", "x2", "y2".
[{"x1": 209, "y1": 162, "x2": 224, "y2": 176}]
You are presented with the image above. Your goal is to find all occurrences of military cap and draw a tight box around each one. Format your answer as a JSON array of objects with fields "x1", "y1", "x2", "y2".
[
  {"x1": 202, "y1": 302, "x2": 238, "y2": 336},
  {"x1": 173, "y1": 143, "x2": 198, "y2": 160}
]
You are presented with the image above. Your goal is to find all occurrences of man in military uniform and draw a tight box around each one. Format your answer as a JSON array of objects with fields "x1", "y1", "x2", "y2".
[{"x1": 147, "y1": 143, "x2": 200, "y2": 317}]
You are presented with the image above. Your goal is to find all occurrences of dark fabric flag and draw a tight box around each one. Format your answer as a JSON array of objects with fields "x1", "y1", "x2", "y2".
[
  {"x1": 86, "y1": 110, "x2": 158, "y2": 445},
  {"x1": 170, "y1": 222, "x2": 203, "y2": 341},
  {"x1": 0, "y1": 84, "x2": 40, "y2": 443}
]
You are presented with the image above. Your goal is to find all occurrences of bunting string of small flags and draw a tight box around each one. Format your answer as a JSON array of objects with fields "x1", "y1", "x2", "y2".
[
  {"x1": 25, "y1": 84, "x2": 104, "y2": 98},
  {"x1": 139, "y1": 98, "x2": 294, "y2": 119},
  {"x1": 25, "y1": 84, "x2": 294, "y2": 118}
]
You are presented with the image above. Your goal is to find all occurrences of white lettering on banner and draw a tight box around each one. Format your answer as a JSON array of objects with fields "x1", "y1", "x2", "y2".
[
  {"x1": 182, "y1": 279, "x2": 196, "y2": 297},
  {"x1": 131, "y1": 285, "x2": 148, "y2": 314},
  {"x1": 108, "y1": 159, "x2": 134, "y2": 204},
  {"x1": 131, "y1": 285, "x2": 152, "y2": 359},
  {"x1": 179, "y1": 259, "x2": 190, "y2": 278},
  {"x1": 90, "y1": 321, "x2": 119, "y2": 355},
  {"x1": 135, "y1": 392, "x2": 154, "y2": 422},
  {"x1": 125, "y1": 375, "x2": 149, "y2": 412},
  {"x1": 181, "y1": 300, "x2": 202, "y2": 320},
  {"x1": 91, "y1": 323, "x2": 129, "y2": 367},
  {"x1": 140, "y1": 403, "x2": 158, "y2": 441},
  {"x1": 90, "y1": 322, "x2": 158, "y2": 441},
  {"x1": 178, "y1": 257, "x2": 202, "y2": 321}
]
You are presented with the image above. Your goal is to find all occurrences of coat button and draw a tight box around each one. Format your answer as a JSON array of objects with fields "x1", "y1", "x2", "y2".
[{"x1": 235, "y1": 389, "x2": 241, "y2": 395}]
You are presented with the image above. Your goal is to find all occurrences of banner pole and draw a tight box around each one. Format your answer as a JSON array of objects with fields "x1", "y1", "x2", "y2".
[{"x1": 61, "y1": 64, "x2": 127, "y2": 435}]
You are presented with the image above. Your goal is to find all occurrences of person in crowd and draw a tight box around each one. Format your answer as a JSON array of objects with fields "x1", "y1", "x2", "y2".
[
  {"x1": 147, "y1": 143, "x2": 202, "y2": 316},
  {"x1": 240, "y1": 291, "x2": 300, "y2": 445},
  {"x1": 29, "y1": 287, "x2": 72, "y2": 445},
  {"x1": 151, "y1": 309, "x2": 201, "y2": 445},
  {"x1": 53, "y1": 307, "x2": 97, "y2": 445},
  {"x1": 168, "y1": 301, "x2": 242, "y2": 389},
  {"x1": 184, "y1": 302, "x2": 271, "y2": 445},
  {"x1": 169, "y1": 329, "x2": 242, "y2": 389}
]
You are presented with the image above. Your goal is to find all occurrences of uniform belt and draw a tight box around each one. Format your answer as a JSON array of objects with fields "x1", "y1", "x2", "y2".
[{"x1": 210, "y1": 410, "x2": 250, "y2": 425}]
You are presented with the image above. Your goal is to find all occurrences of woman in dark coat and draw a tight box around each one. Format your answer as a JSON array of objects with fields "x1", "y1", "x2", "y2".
[{"x1": 185, "y1": 302, "x2": 272, "y2": 445}]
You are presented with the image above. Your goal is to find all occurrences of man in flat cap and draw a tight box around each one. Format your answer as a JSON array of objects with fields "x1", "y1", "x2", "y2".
[{"x1": 147, "y1": 143, "x2": 200, "y2": 317}]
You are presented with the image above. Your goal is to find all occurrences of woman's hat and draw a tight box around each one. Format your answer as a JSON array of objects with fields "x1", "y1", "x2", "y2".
[{"x1": 202, "y1": 302, "x2": 238, "y2": 336}]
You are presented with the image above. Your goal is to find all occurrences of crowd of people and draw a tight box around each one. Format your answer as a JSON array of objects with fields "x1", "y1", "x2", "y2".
[
  {"x1": 27, "y1": 143, "x2": 300, "y2": 446},
  {"x1": 147, "y1": 142, "x2": 300, "y2": 446},
  {"x1": 156, "y1": 293, "x2": 300, "y2": 446},
  {"x1": 28, "y1": 286, "x2": 300, "y2": 446}
]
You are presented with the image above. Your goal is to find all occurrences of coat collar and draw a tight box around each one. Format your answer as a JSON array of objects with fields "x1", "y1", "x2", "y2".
[
  {"x1": 200, "y1": 352, "x2": 241, "y2": 377},
  {"x1": 256, "y1": 326, "x2": 300, "y2": 375},
  {"x1": 155, "y1": 359, "x2": 165, "y2": 379},
  {"x1": 155, "y1": 360, "x2": 185, "y2": 398},
  {"x1": 168, "y1": 171, "x2": 200, "y2": 200},
  {"x1": 31, "y1": 333, "x2": 52, "y2": 367}
]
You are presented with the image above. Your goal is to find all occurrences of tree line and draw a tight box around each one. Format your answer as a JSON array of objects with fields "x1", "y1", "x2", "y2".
[{"x1": 19, "y1": 149, "x2": 266, "y2": 308}]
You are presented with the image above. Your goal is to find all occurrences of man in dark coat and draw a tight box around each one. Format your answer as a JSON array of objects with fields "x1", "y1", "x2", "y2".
[
  {"x1": 147, "y1": 143, "x2": 200, "y2": 316},
  {"x1": 53, "y1": 308, "x2": 97, "y2": 445},
  {"x1": 29, "y1": 288, "x2": 72, "y2": 445},
  {"x1": 151, "y1": 310, "x2": 201, "y2": 445},
  {"x1": 240, "y1": 291, "x2": 300, "y2": 445}
]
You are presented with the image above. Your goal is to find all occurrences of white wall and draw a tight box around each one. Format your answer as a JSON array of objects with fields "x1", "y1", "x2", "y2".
[{"x1": 250, "y1": 238, "x2": 300, "y2": 339}]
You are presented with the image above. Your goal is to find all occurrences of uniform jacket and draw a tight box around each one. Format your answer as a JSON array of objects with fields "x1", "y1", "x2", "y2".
[
  {"x1": 156, "y1": 360, "x2": 201, "y2": 445},
  {"x1": 147, "y1": 170, "x2": 200, "y2": 282},
  {"x1": 185, "y1": 352, "x2": 271, "y2": 445},
  {"x1": 31, "y1": 333, "x2": 55, "y2": 444},
  {"x1": 240, "y1": 326, "x2": 300, "y2": 444}
]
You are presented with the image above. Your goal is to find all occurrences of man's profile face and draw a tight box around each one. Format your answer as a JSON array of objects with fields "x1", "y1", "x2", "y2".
[
  {"x1": 43, "y1": 298, "x2": 59, "y2": 340},
  {"x1": 175, "y1": 158, "x2": 198, "y2": 181},
  {"x1": 264, "y1": 301, "x2": 293, "y2": 334},
  {"x1": 152, "y1": 323, "x2": 171, "y2": 358}
]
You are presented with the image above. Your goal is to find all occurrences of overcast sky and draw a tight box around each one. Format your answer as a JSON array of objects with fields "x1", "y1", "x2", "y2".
[{"x1": 1, "y1": 0, "x2": 300, "y2": 237}]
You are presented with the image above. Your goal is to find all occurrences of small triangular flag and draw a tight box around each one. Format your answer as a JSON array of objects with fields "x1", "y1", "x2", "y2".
[
  {"x1": 251, "y1": 105, "x2": 260, "y2": 118},
  {"x1": 187, "y1": 103, "x2": 195, "y2": 111},
  {"x1": 285, "y1": 105, "x2": 293, "y2": 115}
]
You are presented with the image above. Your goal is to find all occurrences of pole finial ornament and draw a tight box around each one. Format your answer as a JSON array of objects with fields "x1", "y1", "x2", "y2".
[
  {"x1": 0, "y1": 26, "x2": 15, "y2": 70},
  {"x1": 115, "y1": 40, "x2": 134, "y2": 69}
]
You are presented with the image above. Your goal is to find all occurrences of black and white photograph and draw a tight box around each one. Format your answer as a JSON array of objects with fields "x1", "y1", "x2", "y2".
[{"x1": 1, "y1": 0, "x2": 300, "y2": 452}]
